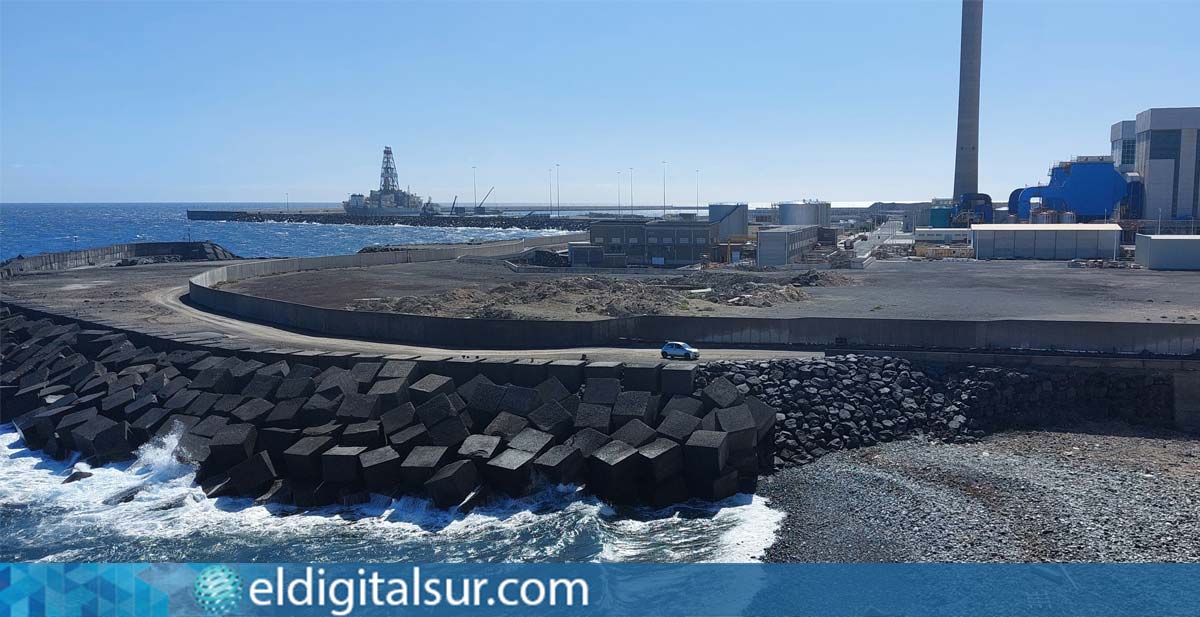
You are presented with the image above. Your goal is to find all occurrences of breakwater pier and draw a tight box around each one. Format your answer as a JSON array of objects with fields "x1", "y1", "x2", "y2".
[{"x1": 187, "y1": 209, "x2": 592, "y2": 231}]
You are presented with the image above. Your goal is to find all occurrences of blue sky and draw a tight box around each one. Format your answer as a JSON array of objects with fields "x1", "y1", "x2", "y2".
[{"x1": 2, "y1": 1, "x2": 1197, "y2": 205}]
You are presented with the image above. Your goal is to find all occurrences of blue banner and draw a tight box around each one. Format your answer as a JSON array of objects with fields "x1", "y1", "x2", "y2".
[{"x1": 1, "y1": 563, "x2": 1197, "y2": 616}]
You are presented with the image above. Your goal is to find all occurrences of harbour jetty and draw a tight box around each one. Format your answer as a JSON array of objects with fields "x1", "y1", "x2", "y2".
[{"x1": 187, "y1": 209, "x2": 592, "y2": 231}]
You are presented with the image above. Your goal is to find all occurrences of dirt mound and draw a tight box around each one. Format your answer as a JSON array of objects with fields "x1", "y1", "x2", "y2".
[{"x1": 345, "y1": 270, "x2": 831, "y2": 319}]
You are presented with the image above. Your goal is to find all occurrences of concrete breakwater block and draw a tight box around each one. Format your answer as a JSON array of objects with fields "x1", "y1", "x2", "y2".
[
  {"x1": 377, "y1": 360, "x2": 418, "y2": 382},
  {"x1": 255, "y1": 360, "x2": 292, "y2": 378},
  {"x1": 256, "y1": 427, "x2": 300, "y2": 470},
  {"x1": 659, "y1": 364, "x2": 697, "y2": 395},
  {"x1": 466, "y1": 382, "x2": 506, "y2": 425},
  {"x1": 336, "y1": 393, "x2": 381, "y2": 422},
  {"x1": 612, "y1": 391, "x2": 654, "y2": 428},
  {"x1": 229, "y1": 451, "x2": 277, "y2": 495},
  {"x1": 498, "y1": 386, "x2": 541, "y2": 417},
  {"x1": 322, "y1": 445, "x2": 366, "y2": 484},
  {"x1": 573, "y1": 403, "x2": 611, "y2": 434},
  {"x1": 409, "y1": 374, "x2": 455, "y2": 404},
  {"x1": 637, "y1": 438, "x2": 683, "y2": 483},
  {"x1": 582, "y1": 378, "x2": 621, "y2": 406},
  {"x1": 416, "y1": 394, "x2": 454, "y2": 427},
  {"x1": 458, "y1": 434, "x2": 502, "y2": 463},
  {"x1": 192, "y1": 368, "x2": 238, "y2": 394},
  {"x1": 283, "y1": 436, "x2": 335, "y2": 481},
  {"x1": 359, "y1": 446, "x2": 403, "y2": 494},
  {"x1": 545, "y1": 361, "x2": 585, "y2": 393},
  {"x1": 484, "y1": 448, "x2": 536, "y2": 497},
  {"x1": 275, "y1": 377, "x2": 315, "y2": 401},
  {"x1": 644, "y1": 475, "x2": 689, "y2": 508},
  {"x1": 232, "y1": 398, "x2": 275, "y2": 425},
  {"x1": 687, "y1": 468, "x2": 739, "y2": 501},
  {"x1": 442, "y1": 358, "x2": 483, "y2": 385},
  {"x1": 300, "y1": 393, "x2": 340, "y2": 425},
  {"x1": 400, "y1": 446, "x2": 450, "y2": 492},
  {"x1": 388, "y1": 425, "x2": 431, "y2": 459},
  {"x1": 702, "y1": 377, "x2": 742, "y2": 410},
  {"x1": 620, "y1": 363, "x2": 661, "y2": 392},
  {"x1": 484, "y1": 412, "x2": 528, "y2": 444},
  {"x1": 241, "y1": 374, "x2": 281, "y2": 400},
  {"x1": 340, "y1": 421, "x2": 384, "y2": 448},
  {"x1": 611, "y1": 419, "x2": 656, "y2": 448},
  {"x1": 292, "y1": 481, "x2": 340, "y2": 508},
  {"x1": 427, "y1": 414, "x2": 470, "y2": 447},
  {"x1": 264, "y1": 398, "x2": 306, "y2": 428},
  {"x1": 508, "y1": 427, "x2": 554, "y2": 456},
  {"x1": 564, "y1": 428, "x2": 610, "y2": 458},
  {"x1": 71, "y1": 416, "x2": 134, "y2": 462},
  {"x1": 527, "y1": 401, "x2": 573, "y2": 438},
  {"x1": 532, "y1": 444, "x2": 584, "y2": 485},
  {"x1": 367, "y1": 378, "x2": 410, "y2": 407},
  {"x1": 533, "y1": 377, "x2": 570, "y2": 404},
  {"x1": 715, "y1": 404, "x2": 758, "y2": 452},
  {"x1": 455, "y1": 374, "x2": 493, "y2": 404},
  {"x1": 425, "y1": 460, "x2": 479, "y2": 508},
  {"x1": 380, "y1": 403, "x2": 417, "y2": 436},
  {"x1": 684, "y1": 430, "x2": 729, "y2": 477},
  {"x1": 208, "y1": 423, "x2": 257, "y2": 469},
  {"x1": 587, "y1": 441, "x2": 639, "y2": 504},
  {"x1": 350, "y1": 362, "x2": 382, "y2": 385},
  {"x1": 316, "y1": 369, "x2": 358, "y2": 398},
  {"x1": 656, "y1": 411, "x2": 702, "y2": 444},
  {"x1": 745, "y1": 395, "x2": 777, "y2": 440}
]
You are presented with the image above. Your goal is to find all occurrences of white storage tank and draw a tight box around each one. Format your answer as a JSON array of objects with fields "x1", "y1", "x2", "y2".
[{"x1": 1059, "y1": 211, "x2": 1078, "y2": 224}]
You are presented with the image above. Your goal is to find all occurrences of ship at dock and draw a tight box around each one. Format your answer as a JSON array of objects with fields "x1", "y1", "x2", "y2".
[{"x1": 342, "y1": 146, "x2": 439, "y2": 216}]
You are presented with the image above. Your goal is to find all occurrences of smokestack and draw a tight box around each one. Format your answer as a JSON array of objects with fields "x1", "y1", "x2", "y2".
[{"x1": 952, "y1": 0, "x2": 983, "y2": 200}]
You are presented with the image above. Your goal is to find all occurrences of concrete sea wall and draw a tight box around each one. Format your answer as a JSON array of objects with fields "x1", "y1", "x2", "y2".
[{"x1": 1, "y1": 241, "x2": 239, "y2": 279}]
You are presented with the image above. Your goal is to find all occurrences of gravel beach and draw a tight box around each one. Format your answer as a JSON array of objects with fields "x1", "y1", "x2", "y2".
[{"x1": 760, "y1": 422, "x2": 1200, "y2": 562}]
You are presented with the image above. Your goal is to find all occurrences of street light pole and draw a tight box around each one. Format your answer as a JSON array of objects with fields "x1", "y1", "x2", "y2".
[
  {"x1": 661, "y1": 160, "x2": 667, "y2": 210},
  {"x1": 548, "y1": 168, "x2": 553, "y2": 215},
  {"x1": 694, "y1": 169, "x2": 699, "y2": 212},
  {"x1": 617, "y1": 170, "x2": 622, "y2": 215},
  {"x1": 629, "y1": 168, "x2": 634, "y2": 214},
  {"x1": 472, "y1": 166, "x2": 477, "y2": 207},
  {"x1": 555, "y1": 163, "x2": 561, "y2": 217}
]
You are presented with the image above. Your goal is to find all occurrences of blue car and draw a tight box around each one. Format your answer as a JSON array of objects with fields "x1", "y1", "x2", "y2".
[{"x1": 660, "y1": 341, "x2": 700, "y2": 360}]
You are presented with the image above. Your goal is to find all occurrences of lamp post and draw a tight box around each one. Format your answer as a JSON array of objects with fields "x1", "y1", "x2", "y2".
[
  {"x1": 472, "y1": 166, "x2": 477, "y2": 208},
  {"x1": 555, "y1": 163, "x2": 561, "y2": 217},
  {"x1": 617, "y1": 170, "x2": 622, "y2": 215},
  {"x1": 695, "y1": 170, "x2": 700, "y2": 212},
  {"x1": 661, "y1": 160, "x2": 667, "y2": 210},
  {"x1": 629, "y1": 167, "x2": 634, "y2": 214},
  {"x1": 548, "y1": 168, "x2": 553, "y2": 215}
]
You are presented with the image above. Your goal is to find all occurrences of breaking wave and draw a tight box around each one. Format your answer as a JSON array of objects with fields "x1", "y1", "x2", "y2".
[{"x1": 0, "y1": 426, "x2": 782, "y2": 563}]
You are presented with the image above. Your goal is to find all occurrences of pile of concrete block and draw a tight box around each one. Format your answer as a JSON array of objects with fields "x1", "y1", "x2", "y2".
[{"x1": 1, "y1": 307, "x2": 777, "y2": 511}]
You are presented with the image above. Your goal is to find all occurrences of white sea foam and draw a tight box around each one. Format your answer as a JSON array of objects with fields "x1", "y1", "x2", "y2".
[{"x1": 0, "y1": 427, "x2": 781, "y2": 562}]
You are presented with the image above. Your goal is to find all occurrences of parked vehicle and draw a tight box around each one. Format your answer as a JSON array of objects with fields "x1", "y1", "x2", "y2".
[{"x1": 660, "y1": 341, "x2": 700, "y2": 360}]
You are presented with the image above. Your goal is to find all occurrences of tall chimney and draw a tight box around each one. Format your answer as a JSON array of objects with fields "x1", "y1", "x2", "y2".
[{"x1": 952, "y1": 0, "x2": 983, "y2": 200}]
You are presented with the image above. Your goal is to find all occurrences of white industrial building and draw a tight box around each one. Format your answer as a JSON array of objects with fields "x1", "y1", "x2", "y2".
[
  {"x1": 1135, "y1": 234, "x2": 1200, "y2": 270},
  {"x1": 971, "y1": 223, "x2": 1121, "y2": 260},
  {"x1": 756, "y1": 225, "x2": 818, "y2": 266},
  {"x1": 1111, "y1": 107, "x2": 1200, "y2": 221},
  {"x1": 914, "y1": 227, "x2": 970, "y2": 243}
]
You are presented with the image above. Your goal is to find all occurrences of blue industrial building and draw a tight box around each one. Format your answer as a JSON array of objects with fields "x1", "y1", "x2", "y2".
[{"x1": 1006, "y1": 156, "x2": 1143, "y2": 221}]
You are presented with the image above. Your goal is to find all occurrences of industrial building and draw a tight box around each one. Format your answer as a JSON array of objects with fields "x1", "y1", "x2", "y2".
[
  {"x1": 971, "y1": 223, "x2": 1121, "y2": 260},
  {"x1": 1134, "y1": 234, "x2": 1200, "y2": 270},
  {"x1": 914, "y1": 227, "x2": 971, "y2": 243},
  {"x1": 586, "y1": 218, "x2": 720, "y2": 267},
  {"x1": 1126, "y1": 107, "x2": 1200, "y2": 222},
  {"x1": 1006, "y1": 156, "x2": 1142, "y2": 221},
  {"x1": 708, "y1": 203, "x2": 750, "y2": 242},
  {"x1": 756, "y1": 225, "x2": 819, "y2": 267}
]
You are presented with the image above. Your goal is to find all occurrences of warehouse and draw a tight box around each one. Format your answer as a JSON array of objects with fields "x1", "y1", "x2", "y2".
[
  {"x1": 756, "y1": 224, "x2": 819, "y2": 266},
  {"x1": 587, "y1": 218, "x2": 720, "y2": 267},
  {"x1": 971, "y1": 223, "x2": 1121, "y2": 260},
  {"x1": 1134, "y1": 234, "x2": 1200, "y2": 270}
]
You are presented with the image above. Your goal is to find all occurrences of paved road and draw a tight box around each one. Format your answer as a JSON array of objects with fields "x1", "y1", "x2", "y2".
[{"x1": 145, "y1": 284, "x2": 823, "y2": 362}]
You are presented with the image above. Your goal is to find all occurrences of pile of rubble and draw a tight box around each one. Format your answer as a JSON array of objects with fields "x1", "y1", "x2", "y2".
[{"x1": 700, "y1": 356, "x2": 1175, "y2": 467}]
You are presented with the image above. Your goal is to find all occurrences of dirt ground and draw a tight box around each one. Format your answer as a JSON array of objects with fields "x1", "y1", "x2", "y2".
[{"x1": 223, "y1": 259, "x2": 1200, "y2": 323}]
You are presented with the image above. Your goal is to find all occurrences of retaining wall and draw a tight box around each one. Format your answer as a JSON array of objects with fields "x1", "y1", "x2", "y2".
[
  {"x1": 187, "y1": 241, "x2": 1200, "y2": 356},
  {"x1": 1, "y1": 242, "x2": 238, "y2": 279}
]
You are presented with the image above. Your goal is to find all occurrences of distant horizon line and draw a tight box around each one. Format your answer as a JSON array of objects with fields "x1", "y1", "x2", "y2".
[{"x1": 1, "y1": 200, "x2": 923, "y2": 208}]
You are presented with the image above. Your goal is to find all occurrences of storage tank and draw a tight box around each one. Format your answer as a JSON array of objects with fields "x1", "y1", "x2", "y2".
[
  {"x1": 930, "y1": 206, "x2": 954, "y2": 228},
  {"x1": 778, "y1": 201, "x2": 830, "y2": 227},
  {"x1": 1032, "y1": 209, "x2": 1058, "y2": 224},
  {"x1": 1059, "y1": 211, "x2": 1077, "y2": 224},
  {"x1": 708, "y1": 203, "x2": 748, "y2": 241}
]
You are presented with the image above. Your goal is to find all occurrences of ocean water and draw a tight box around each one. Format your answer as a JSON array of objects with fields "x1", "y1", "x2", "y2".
[
  {"x1": 0, "y1": 203, "x2": 569, "y2": 261},
  {"x1": 0, "y1": 427, "x2": 783, "y2": 563}
]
